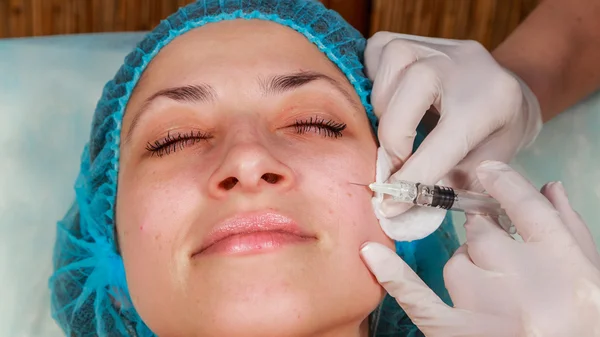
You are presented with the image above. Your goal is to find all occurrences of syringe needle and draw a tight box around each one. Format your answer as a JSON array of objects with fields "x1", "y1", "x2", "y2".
[{"x1": 348, "y1": 182, "x2": 370, "y2": 187}]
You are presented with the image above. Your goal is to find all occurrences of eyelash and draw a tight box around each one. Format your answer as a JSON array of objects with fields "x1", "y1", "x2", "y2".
[
  {"x1": 145, "y1": 130, "x2": 211, "y2": 157},
  {"x1": 292, "y1": 117, "x2": 347, "y2": 138},
  {"x1": 145, "y1": 117, "x2": 347, "y2": 157}
]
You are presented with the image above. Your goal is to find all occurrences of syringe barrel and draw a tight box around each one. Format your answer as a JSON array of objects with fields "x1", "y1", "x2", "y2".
[
  {"x1": 415, "y1": 183, "x2": 506, "y2": 216},
  {"x1": 453, "y1": 189, "x2": 506, "y2": 216}
]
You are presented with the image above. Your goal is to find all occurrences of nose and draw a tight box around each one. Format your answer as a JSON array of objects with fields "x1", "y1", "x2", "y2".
[{"x1": 207, "y1": 142, "x2": 296, "y2": 198}]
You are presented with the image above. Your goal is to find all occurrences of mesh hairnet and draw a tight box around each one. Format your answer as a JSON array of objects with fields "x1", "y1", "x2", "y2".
[{"x1": 49, "y1": 0, "x2": 460, "y2": 336}]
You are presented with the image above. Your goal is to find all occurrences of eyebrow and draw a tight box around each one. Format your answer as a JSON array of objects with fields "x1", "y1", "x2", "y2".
[
  {"x1": 125, "y1": 84, "x2": 216, "y2": 143},
  {"x1": 124, "y1": 71, "x2": 359, "y2": 144},
  {"x1": 260, "y1": 71, "x2": 359, "y2": 109}
]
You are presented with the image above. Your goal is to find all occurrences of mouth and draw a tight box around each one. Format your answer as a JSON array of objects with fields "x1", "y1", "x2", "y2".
[{"x1": 192, "y1": 211, "x2": 316, "y2": 257}]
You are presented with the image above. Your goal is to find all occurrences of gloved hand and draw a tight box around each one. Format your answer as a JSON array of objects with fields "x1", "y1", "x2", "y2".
[
  {"x1": 361, "y1": 161, "x2": 600, "y2": 337},
  {"x1": 366, "y1": 32, "x2": 543, "y2": 241}
]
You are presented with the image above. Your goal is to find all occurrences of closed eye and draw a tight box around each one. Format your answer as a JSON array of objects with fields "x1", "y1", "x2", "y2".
[
  {"x1": 292, "y1": 117, "x2": 347, "y2": 138},
  {"x1": 145, "y1": 130, "x2": 212, "y2": 157}
]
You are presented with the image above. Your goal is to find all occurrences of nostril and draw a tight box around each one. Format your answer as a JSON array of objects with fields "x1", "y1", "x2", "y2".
[
  {"x1": 219, "y1": 177, "x2": 239, "y2": 190},
  {"x1": 261, "y1": 173, "x2": 281, "y2": 184}
]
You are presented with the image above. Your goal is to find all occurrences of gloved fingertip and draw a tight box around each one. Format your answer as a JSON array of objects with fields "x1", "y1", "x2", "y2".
[
  {"x1": 477, "y1": 160, "x2": 510, "y2": 172},
  {"x1": 475, "y1": 160, "x2": 510, "y2": 184},
  {"x1": 360, "y1": 242, "x2": 400, "y2": 281},
  {"x1": 360, "y1": 241, "x2": 389, "y2": 256},
  {"x1": 359, "y1": 242, "x2": 372, "y2": 252},
  {"x1": 541, "y1": 181, "x2": 570, "y2": 205},
  {"x1": 553, "y1": 181, "x2": 566, "y2": 196}
]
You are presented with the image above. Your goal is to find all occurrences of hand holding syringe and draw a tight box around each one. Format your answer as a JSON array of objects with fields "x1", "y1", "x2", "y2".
[{"x1": 353, "y1": 179, "x2": 515, "y2": 234}]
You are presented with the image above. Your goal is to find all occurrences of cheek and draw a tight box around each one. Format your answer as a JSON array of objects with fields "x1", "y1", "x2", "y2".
[
  {"x1": 296, "y1": 145, "x2": 393, "y2": 248},
  {"x1": 116, "y1": 162, "x2": 211, "y2": 317},
  {"x1": 324, "y1": 183, "x2": 389, "y2": 244},
  {"x1": 116, "y1": 164, "x2": 206, "y2": 268}
]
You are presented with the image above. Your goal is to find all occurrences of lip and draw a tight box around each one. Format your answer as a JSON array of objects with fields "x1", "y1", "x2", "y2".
[{"x1": 192, "y1": 211, "x2": 316, "y2": 257}]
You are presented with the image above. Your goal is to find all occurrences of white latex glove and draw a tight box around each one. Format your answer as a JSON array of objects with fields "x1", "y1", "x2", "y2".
[
  {"x1": 372, "y1": 147, "x2": 447, "y2": 241},
  {"x1": 361, "y1": 161, "x2": 600, "y2": 337},
  {"x1": 366, "y1": 32, "x2": 543, "y2": 241}
]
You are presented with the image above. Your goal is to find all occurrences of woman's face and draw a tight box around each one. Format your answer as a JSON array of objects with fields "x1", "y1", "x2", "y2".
[{"x1": 117, "y1": 20, "x2": 394, "y2": 336}]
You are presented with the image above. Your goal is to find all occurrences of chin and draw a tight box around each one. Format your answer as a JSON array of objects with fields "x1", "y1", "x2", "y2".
[
  {"x1": 190, "y1": 298, "x2": 370, "y2": 337},
  {"x1": 203, "y1": 305, "x2": 317, "y2": 337},
  {"x1": 180, "y1": 277, "x2": 382, "y2": 337}
]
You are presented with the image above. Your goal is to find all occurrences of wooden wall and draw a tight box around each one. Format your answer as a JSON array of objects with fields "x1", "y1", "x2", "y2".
[
  {"x1": 0, "y1": 0, "x2": 370, "y2": 38},
  {"x1": 370, "y1": 0, "x2": 540, "y2": 49},
  {"x1": 0, "y1": 0, "x2": 540, "y2": 49}
]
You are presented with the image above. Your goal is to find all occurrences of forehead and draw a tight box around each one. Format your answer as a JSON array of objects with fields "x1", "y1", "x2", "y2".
[{"x1": 131, "y1": 19, "x2": 350, "y2": 97}]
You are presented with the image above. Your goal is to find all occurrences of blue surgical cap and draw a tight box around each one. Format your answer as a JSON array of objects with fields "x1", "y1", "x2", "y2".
[{"x1": 49, "y1": 1, "x2": 459, "y2": 336}]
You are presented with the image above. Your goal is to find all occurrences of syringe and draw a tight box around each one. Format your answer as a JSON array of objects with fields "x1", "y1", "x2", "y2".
[{"x1": 364, "y1": 180, "x2": 515, "y2": 234}]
